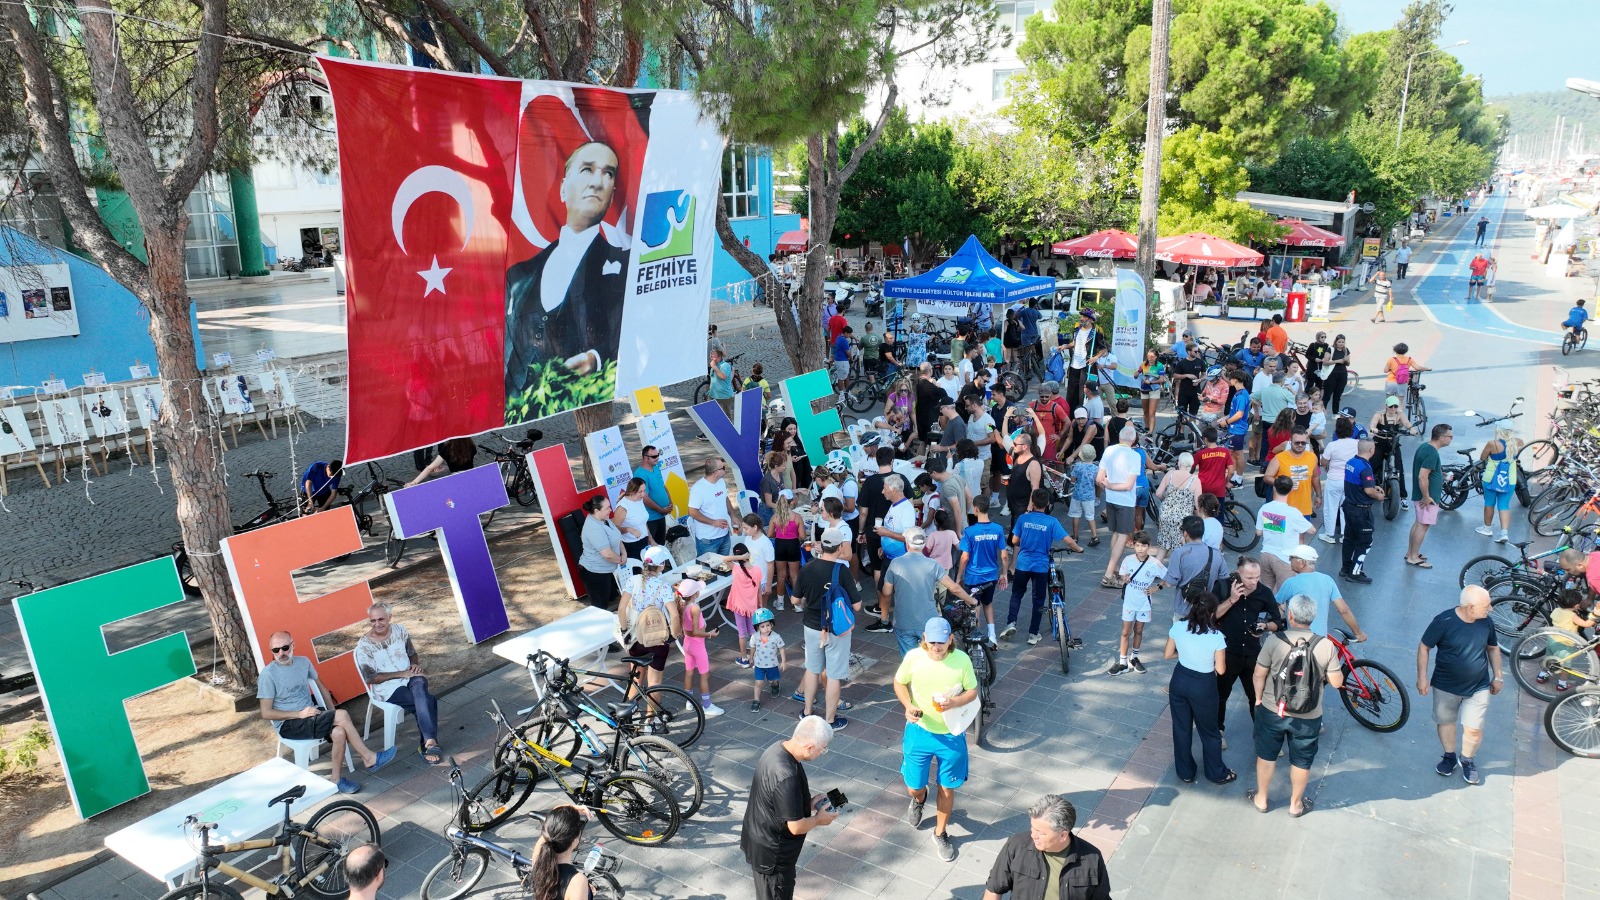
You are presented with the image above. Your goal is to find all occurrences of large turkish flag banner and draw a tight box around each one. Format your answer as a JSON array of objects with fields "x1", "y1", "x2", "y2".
[{"x1": 321, "y1": 59, "x2": 521, "y2": 463}]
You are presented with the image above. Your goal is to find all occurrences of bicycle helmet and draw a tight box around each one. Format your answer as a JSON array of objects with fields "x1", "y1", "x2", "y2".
[
  {"x1": 752, "y1": 608, "x2": 776, "y2": 626},
  {"x1": 767, "y1": 397, "x2": 788, "y2": 415},
  {"x1": 824, "y1": 457, "x2": 849, "y2": 475},
  {"x1": 1204, "y1": 365, "x2": 1222, "y2": 379}
]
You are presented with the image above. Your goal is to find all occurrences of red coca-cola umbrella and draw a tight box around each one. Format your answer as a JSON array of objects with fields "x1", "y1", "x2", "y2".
[
  {"x1": 1051, "y1": 229, "x2": 1138, "y2": 259},
  {"x1": 1154, "y1": 232, "x2": 1264, "y2": 267},
  {"x1": 1275, "y1": 219, "x2": 1344, "y2": 248}
]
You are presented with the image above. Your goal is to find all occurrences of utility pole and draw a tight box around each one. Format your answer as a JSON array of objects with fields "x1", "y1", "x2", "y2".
[{"x1": 1135, "y1": 0, "x2": 1173, "y2": 292}]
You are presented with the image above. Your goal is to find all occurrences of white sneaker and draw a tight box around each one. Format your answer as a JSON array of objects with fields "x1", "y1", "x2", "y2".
[
  {"x1": 1000, "y1": 623, "x2": 1017, "y2": 639},
  {"x1": 703, "y1": 703, "x2": 725, "y2": 718},
  {"x1": 1401, "y1": 500, "x2": 1411, "y2": 510},
  {"x1": 1475, "y1": 525, "x2": 1494, "y2": 536},
  {"x1": 1027, "y1": 634, "x2": 1041, "y2": 645},
  {"x1": 686, "y1": 701, "x2": 697, "y2": 712},
  {"x1": 1496, "y1": 531, "x2": 1509, "y2": 543},
  {"x1": 1318, "y1": 533, "x2": 1337, "y2": 544}
]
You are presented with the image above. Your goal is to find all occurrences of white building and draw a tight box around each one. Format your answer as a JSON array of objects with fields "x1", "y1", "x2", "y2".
[
  {"x1": 251, "y1": 84, "x2": 343, "y2": 266},
  {"x1": 890, "y1": 0, "x2": 1042, "y2": 123}
]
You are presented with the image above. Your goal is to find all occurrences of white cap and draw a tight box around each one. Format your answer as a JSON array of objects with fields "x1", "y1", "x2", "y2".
[
  {"x1": 1287, "y1": 545, "x2": 1319, "y2": 562},
  {"x1": 820, "y1": 526, "x2": 850, "y2": 548},
  {"x1": 641, "y1": 546, "x2": 674, "y2": 567}
]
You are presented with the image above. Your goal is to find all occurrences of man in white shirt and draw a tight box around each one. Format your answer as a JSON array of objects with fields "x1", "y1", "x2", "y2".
[
  {"x1": 1097, "y1": 425, "x2": 1144, "y2": 587},
  {"x1": 1255, "y1": 475, "x2": 1315, "y2": 591},
  {"x1": 355, "y1": 604, "x2": 443, "y2": 760},
  {"x1": 505, "y1": 141, "x2": 630, "y2": 400},
  {"x1": 689, "y1": 457, "x2": 738, "y2": 557}
]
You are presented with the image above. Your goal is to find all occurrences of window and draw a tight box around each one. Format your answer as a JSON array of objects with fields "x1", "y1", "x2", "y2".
[
  {"x1": 992, "y1": 68, "x2": 1023, "y2": 101},
  {"x1": 995, "y1": 0, "x2": 1038, "y2": 34},
  {"x1": 722, "y1": 146, "x2": 760, "y2": 219}
]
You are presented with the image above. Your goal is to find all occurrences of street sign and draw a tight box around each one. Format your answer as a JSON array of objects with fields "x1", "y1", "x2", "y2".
[{"x1": 1362, "y1": 238, "x2": 1380, "y2": 259}]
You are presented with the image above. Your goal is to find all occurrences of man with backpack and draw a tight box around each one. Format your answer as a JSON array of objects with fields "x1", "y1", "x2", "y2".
[
  {"x1": 1165, "y1": 516, "x2": 1227, "y2": 622},
  {"x1": 793, "y1": 526, "x2": 861, "y2": 730},
  {"x1": 1248, "y1": 594, "x2": 1344, "y2": 816}
]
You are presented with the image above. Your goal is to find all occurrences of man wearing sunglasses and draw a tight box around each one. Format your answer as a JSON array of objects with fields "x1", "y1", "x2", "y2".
[
  {"x1": 257, "y1": 631, "x2": 397, "y2": 794},
  {"x1": 634, "y1": 444, "x2": 673, "y2": 544}
]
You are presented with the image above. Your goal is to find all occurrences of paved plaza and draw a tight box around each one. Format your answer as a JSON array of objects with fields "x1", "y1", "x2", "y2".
[{"x1": 16, "y1": 195, "x2": 1600, "y2": 900}]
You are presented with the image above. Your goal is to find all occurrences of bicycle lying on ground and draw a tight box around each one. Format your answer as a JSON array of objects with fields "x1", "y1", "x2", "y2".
[
  {"x1": 459, "y1": 699, "x2": 681, "y2": 845},
  {"x1": 155, "y1": 785, "x2": 380, "y2": 900},
  {"x1": 423, "y1": 759, "x2": 624, "y2": 900}
]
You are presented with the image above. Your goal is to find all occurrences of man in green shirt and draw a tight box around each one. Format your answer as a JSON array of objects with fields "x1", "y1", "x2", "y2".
[
  {"x1": 894, "y1": 616, "x2": 978, "y2": 863},
  {"x1": 1407, "y1": 423, "x2": 1452, "y2": 568},
  {"x1": 860, "y1": 321, "x2": 883, "y2": 366}
]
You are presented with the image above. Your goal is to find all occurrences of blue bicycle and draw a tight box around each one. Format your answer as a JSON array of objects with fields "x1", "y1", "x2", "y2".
[{"x1": 1048, "y1": 548, "x2": 1084, "y2": 674}]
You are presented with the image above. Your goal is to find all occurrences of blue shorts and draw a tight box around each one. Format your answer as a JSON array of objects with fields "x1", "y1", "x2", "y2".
[
  {"x1": 1483, "y1": 488, "x2": 1512, "y2": 512},
  {"x1": 1228, "y1": 432, "x2": 1248, "y2": 451},
  {"x1": 902, "y1": 723, "x2": 969, "y2": 790},
  {"x1": 755, "y1": 666, "x2": 781, "y2": 681}
]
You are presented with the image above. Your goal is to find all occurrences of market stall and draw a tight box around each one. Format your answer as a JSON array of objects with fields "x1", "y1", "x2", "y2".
[{"x1": 1155, "y1": 232, "x2": 1266, "y2": 320}]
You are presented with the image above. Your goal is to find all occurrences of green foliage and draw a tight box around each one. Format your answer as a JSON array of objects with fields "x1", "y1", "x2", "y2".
[
  {"x1": 1486, "y1": 91, "x2": 1600, "y2": 149},
  {"x1": 1013, "y1": 0, "x2": 1151, "y2": 139},
  {"x1": 1245, "y1": 136, "x2": 1380, "y2": 206},
  {"x1": 0, "y1": 721, "x2": 52, "y2": 782},
  {"x1": 1158, "y1": 127, "x2": 1283, "y2": 243},
  {"x1": 505, "y1": 358, "x2": 619, "y2": 425}
]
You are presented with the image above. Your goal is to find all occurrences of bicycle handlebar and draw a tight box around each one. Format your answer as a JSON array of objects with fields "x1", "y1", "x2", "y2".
[{"x1": 244, "y1": 470, "x2": 274, "y2": 480}]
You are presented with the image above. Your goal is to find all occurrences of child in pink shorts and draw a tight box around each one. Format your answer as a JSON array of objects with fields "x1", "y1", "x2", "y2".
[{"x1": 677, "y1": 580, "x2": 723, "y2": 717}]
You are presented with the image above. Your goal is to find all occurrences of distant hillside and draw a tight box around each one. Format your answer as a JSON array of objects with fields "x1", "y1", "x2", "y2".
[{"x1": 1487, "y1": 91, "x2": 1600, "y2": 150}]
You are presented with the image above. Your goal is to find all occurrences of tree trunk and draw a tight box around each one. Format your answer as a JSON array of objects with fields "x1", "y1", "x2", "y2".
[
  {"x1": 1136, "y1": 0, "x2": 1173, "y2": 291},
  {"x1": 572, "y1": 403, "x2": 614, "y2": 483}
]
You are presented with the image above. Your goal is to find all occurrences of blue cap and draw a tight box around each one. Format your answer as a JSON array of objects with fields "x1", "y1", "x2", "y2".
[{"x1": 923, "y1": 616, "x2": 952, "y2": 643}]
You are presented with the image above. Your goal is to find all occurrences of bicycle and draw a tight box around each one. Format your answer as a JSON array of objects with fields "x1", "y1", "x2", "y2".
[
  {"x1": 1509, "y1": 627, "x2": 1599, "y2": 702},
  {"x1": 497, "y1": 651, "x2": 705, "y2": 819},
  {"x1": 155, "y1": 785, "x2": 380, "y2": 900},
  {"x1": 515, "y1": 652, "x2": 705, "y2": 750},
  {"x1": 1543, "y1": 685, "x2": 1600, "y2": 758},
  {"x1": 841, "y1": 366, "x2": 901, "y2": 414},
  {"x1": 1458, "y1": 528, "x2": 1600, "y2": 591},
  {"x1": 1403, "y1": 370, "x2": 1428, "y2": 433},
  {"x1": 1046, "y1": 547, "x2": 1085, "y2": 675},
  {"x1": 1328, "y1": 628, "x2": 1410, "y2": 732},
  {"x1": 423, "y1": 759, "x2": 624, "y2": 900},
  {"x1": 343, "y1": 462, "x2": 408, "y2": 567},
  {"x1": 694, "y1": 352, "x2": 745, "y2": 405},
  {"x1": 175, "y1": 470, "x2": 300, "y2": 595},
  {"x1": 1439, "y1": 401, "x2": 1532, "y2": 511},
  {"x1": 479, "y1": 430, "x2": 544, "y2": 509},
  {"x1": 1217, "y1": 488, "x2": 1259, "y2": 553},
  {"x1": 940, "y1": 598, "x2": 995, "y2": 744},
  {"x1": 1371, "y1": 423, "x2": 1414, "y2": 522},
  {"x1": 459, "y1": 700, "x2": 681, "y2": 845},
  {"x1": 1562, "y1": 325, "x2": 1589, "y2": 356}
]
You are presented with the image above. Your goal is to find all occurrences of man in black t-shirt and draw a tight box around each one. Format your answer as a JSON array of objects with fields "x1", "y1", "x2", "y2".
[
  {"x1": 914, "y1": 362, "x2": 951, "y2": 444},
  {"x1": 1213, "y1": 558, "x2": 1285, "y2": 740},
  {"x1": 795, "y1": 529, "x2": 862, "y2": 727},
  {"x1": 1170, "y1": 354, "x2": 1203, "y2": 416},
  {"x1": 742, "y1": 717, "x2": 838, "y2": 900},
  {"x1": 857, "y1": 447, "x2": 895, "y2": 590}
]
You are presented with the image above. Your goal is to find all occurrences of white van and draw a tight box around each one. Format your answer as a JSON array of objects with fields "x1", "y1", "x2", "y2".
[{"x1": 1049, "y1": 278, "x2": 1188, "y2": 345}]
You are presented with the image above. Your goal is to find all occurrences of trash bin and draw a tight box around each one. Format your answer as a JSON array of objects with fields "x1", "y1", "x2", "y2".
[{"x1": 1285, "y1": 291, "x2": 1307, "y2": 323}]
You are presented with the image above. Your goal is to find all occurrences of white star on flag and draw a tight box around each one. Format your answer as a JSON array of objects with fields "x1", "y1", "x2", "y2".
[{"x1": 418, "y1": 255, "x2": 452, "y2": 296}]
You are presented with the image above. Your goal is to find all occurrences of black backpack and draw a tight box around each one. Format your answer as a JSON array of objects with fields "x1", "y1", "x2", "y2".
[
  {"x1": 1269, "y1": 633, "x2": 1326, "y2": 716},
  {"x1": 1180, "y1": 548, "x2": 1215, "y2": 602}
]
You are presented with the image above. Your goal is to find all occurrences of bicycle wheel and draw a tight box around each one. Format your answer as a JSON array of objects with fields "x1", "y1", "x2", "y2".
[
  {"x1": 1437, "y1": 466, "x2": 1470, "y2": 511},
  {"x1": 1458, "y1": 554, "x2": 1514, "y2": 589},
  {"x1": 589, "y1": 872, "x2": 625, "y2": 900},
  {"x1": 1489, "y1": 589, "x2": 1550, "y2": 643},
  {"x1": 842, "y1": 378, "x2": 876, "y2": 413},
  {"x1": 175, "y1": 550, "x2": 202, "y2": 597},
  {"x1": 999, "y1": 371, "x2": 1028, "y2": 401},
  {"x1": 967, "y1": 639, "x2": 996, "y2": 687},
  {"x1": 511, "y1": 467, "x2": 538, "y2": 507},
  {"x1": 420, "y1": 847, "x2": 492, "y2": 900},
  {"x1": 156, "y1": 883, "x2": 247, "y2": 900},
  {"x1": 1053, "y1": 605, "x2": 1071, "y2": 675},
  {"x1": 974, "y1": 678, "x2": 992, "y2": 745},
  {"x1": 1382, "y1": 477, "x2": 1400, "y2": 521},
  {"x1": 620, "y1": 734, "x2": 704, "y2": 819},
  {"x1": 593, "y1": 771, "x2": 681, "y2": 845},
  {"x1": 460, "y1": 764, "x2": 537, "y2": 832},
  {"x1": 1517, "y1": 439, "x2": 1560, "y2": 476},
  {"x1": 292, "y1": 799, "x2": 383, "y2": 898},
  {"x1": 384, "y1": 530, "x2": 406, "y2": 567},
  {"x1": 1512, "y1": 629, "x2": 1599, "y2": 702},
  {"x1": 693, "y1": 379, "x2": 709, "y2": 405},
  {"x1": 1532, "y1": 502, "x2": 1579, "y2": 537},
  {"x1": 1529, "y1": 481, "x2": 1580, "y2": 519},
  {"x1": 1339, "y1": 660, "x2": 1410, "y2": 733},
  {"x1": 1220, "y1": 500, "x2": 1259, "y2": 552},
  {"x1": 1405, "y1": 388, "x2": 1426, "y2": 430},
  {"x1": 1515, "y1": 471, "x2": 1532, "y2": 508},
  {"x1": 1563, "y1": 331, "x2": 1578, "y2": 356},
  {"x1": 640, "y1": 685, "x2": 705, "y2": 748},
  {"x1": 1545, "y1": 687, "x2": 1600, "y2": 757}
]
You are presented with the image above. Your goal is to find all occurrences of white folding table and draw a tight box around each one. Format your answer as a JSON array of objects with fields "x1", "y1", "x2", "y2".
[{"x1": 105, "y1": 757, "x2": 337, "y2": 887}]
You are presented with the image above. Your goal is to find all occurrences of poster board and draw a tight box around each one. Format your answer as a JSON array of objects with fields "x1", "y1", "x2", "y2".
[
  {"x1": 0, "y1": 406, "x2": 35, "y2": 455},
  {"x1": 214, "y1": 375, "x2": 254, "y2": 415},
  {"x1": 0, "y1": 262, "x2": 78, "y2": 343},
  {"x1": 83, "y1": 390, "x2": 131, "y2": 438},
  {"x1": 38, "y1": 396, "x2": 89, "y2": 445},
  {"x1": 128, "y1": 384, "x2": 163, "y2": 431},
  {"x1": 584, "y1": 426, "x2": 634, "y2": 505}
]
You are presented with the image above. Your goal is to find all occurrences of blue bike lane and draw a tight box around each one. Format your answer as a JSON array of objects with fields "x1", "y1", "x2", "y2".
[{"x1": 1409, "y1": 191, "x2": 1560, "y2": 346}]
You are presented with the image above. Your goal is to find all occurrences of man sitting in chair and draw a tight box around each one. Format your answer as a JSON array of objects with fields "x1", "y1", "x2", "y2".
[
  {"x1": 355, "y1": 604, "x2": 444, "y2": 763},
  {"x1": 258, "y1": 631, "x2": 397, "y2": 794}
]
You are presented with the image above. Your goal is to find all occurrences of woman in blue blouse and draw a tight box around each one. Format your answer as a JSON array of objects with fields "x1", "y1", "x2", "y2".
[{"x1": 1163, "y1": 592, "x2": 1235, "y2": 785}]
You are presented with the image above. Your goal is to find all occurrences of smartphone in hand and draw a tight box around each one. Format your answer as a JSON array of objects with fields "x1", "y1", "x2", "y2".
[{"x1": 826, "y1": 788, "x2": 848, "y2": 810}]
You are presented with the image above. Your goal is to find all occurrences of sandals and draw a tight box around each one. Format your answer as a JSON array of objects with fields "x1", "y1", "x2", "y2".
[
  {"x1": 1210, "y1": 770, "x2": 1238, "y2": 786},
  {"x1": 422, "y1": 745, "x2": 443, "y2": 764},
  {"x1": 1404, "y1": 557, "x2": 1434, "y2": 569},
  {"x1": 1290, "y1": 798, "x2": 1315, "y2": 818},
  {"x1": 1099, "y1": 577, "x2": 1120, "y2": 589},
  {"x1": 1245, "y1": 789, "x2": 1268, "y2": 814}
]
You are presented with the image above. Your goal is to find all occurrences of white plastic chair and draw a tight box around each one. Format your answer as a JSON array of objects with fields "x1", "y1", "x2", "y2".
[
  {"x1": 359, "y1": 667, "x2": 408, "y2": 752},
  {"x1": 276, "y1": 680, "x2": 355, "y2": 772},
  {"x1": 614, "y1": 558, "x2": 644, "y2": 593}
]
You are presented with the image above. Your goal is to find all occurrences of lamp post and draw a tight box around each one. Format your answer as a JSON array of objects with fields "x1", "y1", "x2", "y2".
[{"x1": 1397, "y1": 39, "x2": 1469, "y2": 149}]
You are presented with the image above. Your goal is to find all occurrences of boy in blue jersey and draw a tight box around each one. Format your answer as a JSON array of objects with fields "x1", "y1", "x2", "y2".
[
  {"x1": 956, "y1": 496, "x2": 1009, "y2": 644},
  {"x1": 1003, "y1": 488, "x2": 1077, "y2": 644},
  {"x1": 1224, "y1": 371, "x2": 1251, "y2": 474},
  {"x1": 1563, "y1": 299, "x2": 1588, "y2": 337}
]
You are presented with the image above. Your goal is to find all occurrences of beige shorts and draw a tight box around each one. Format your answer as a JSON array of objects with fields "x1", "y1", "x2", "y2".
[{"x1": 1432, "y1": 687, "x2": 1490, "y2": 730}]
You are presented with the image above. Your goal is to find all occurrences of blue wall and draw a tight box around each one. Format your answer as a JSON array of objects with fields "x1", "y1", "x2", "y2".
[
  {"x1": 710, "y1": 151, "x2": 800, "y2": 293},
  {"x1": 0, "y1": 228, "x2": 165, "y2": 388}
]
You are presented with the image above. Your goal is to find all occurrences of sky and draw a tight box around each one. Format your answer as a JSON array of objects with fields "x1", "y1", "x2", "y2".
[{"x1": 1327, "y1": 0, "x2": 1600, "y2": 96}]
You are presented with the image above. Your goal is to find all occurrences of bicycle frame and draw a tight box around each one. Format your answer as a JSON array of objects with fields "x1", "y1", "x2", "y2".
[{"x1": 186, "y1": 820, "x2": 329, "y2": 896}]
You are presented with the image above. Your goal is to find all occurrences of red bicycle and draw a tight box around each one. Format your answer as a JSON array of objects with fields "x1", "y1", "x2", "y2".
[{"x1": 1328, "y1": 629, "x2": 1410, "y2": 732}]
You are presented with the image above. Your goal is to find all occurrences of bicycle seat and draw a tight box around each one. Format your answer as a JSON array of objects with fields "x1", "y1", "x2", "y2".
[
  {"x1": 270, "y1": 785, "x2": 307, "y2": 807},
  {"x1": 1169, "y1": 441, "x2": 1196, "y2": 455},
  {"x1": 1455, "y1": 449, "x2": 1476, "y2": 458},
  {"x1": 621, "y1": 655, "x2": 654, "y2": 668},
  {"x1": 607, "y1": 700, "x2": 640, "y2": 720},
  {"x1": 1512, "y1": 540, "x2": 1535, "y2": 550}
]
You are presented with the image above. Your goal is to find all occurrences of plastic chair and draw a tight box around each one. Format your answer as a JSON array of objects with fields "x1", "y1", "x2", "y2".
[
  {"x1": 276, "y1": 680, "x2": 355, "y2": 772},
  {"x1": 614, "y1": 558, "x2": 645, "y2": 593},
  {"x1": 359, "y1": 667, "x2": 408, "y2": 752}
]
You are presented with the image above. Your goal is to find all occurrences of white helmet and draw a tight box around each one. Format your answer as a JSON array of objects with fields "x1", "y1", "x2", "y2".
[{"x1": 767, "y1": 397, "x2": 787, "y2": 415}]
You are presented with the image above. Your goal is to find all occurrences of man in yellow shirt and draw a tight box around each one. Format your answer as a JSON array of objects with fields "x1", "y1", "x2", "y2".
[
  {"x1": 894, "y1": 616, "x2": 979, "y2": 863},
  {"x1": 1265, "y1": 428, "x2": 1321, "y2": 518}
]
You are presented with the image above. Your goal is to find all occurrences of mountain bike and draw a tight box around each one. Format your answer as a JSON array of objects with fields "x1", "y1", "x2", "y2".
[
  {"x1": 516, "y1": 652, "x2": 705, "y2": 750},
  {"x1": 155, "y1": 785, "x2": 380, "y2": 900},
  {"x1": 460, "y1": 700, "x2": 681, "y2": 845},
  {"x1": 1509, "y1": 627, "x2": 1600, "y2": 702},
  {"x1": 423, "y1": 760, "x2": 624, "y2": 900},
  {"x1": 1403, "y1": 370, "x2": 1428, "y2": 433},
  {"x1": 1329, "y1": 629, "x2": 1410, "y2": 732},
  {"x1": 1458, "y1": 528, "x2": 1600, "y2": 590},
  {"x1": 842, "y1": 366, "x2": 899, "y2": 414},
  {"x1": 1439, "y1": 402, "x2": 1532, "y2": 510},
  {"x1": 1047, "y1": 548, "x2": 1085, "y2": 675},
  {"x1": 1562, "y1": 325, "x2": 1588, "y2": 356},
  {"x1": 1372, "y1": 424, "x2": 1414, "y2": 521},
  {"x1": 941, "y1": 597, "x2": 994, "y2": 744},
  {"x1": 174, "y1": 470, "x2": 299, "y2": 595},
  {"x1": 498, "y1": 651, "x2": 704, "y2": 819},
  {"x1": 1544, "y1": 686, "x2": 1600, "y2": 758},
  {"x1": 1486, "y1": 571, "x2": 1566, "y2": 647},
  {"x1": 479, "y1": 430, "x2": 543, "y2": 509}
]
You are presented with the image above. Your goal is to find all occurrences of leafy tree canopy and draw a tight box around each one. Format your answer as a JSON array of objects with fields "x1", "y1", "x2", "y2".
[{"x1": 1158, "y1": 126, "x2": 1282, "y2": 242}]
